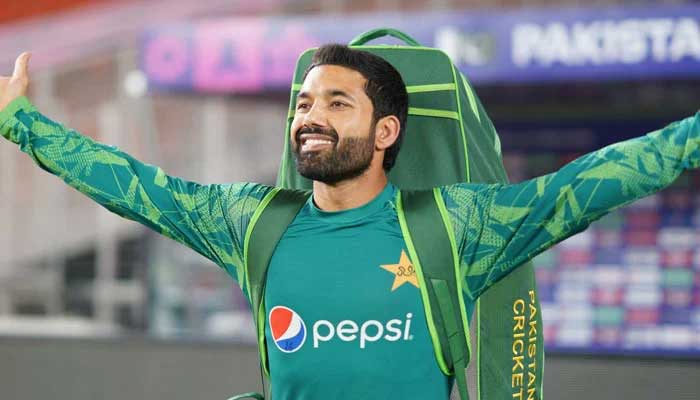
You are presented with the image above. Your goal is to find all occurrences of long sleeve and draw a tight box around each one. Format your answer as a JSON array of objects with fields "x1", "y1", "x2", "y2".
[
  {"x1": 0, "y1": 96, "x2": 273, "y2": 284},
  {"x1": 442, "y1": 113, "x2": 700, "y2": 300}
]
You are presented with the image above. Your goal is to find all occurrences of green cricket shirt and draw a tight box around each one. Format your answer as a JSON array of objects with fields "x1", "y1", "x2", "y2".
[{"x1": 264, "y1": 183, "x2": 450, "y2": 399}]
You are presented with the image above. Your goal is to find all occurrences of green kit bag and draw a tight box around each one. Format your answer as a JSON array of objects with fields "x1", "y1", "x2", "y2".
[{"x1": 240, "y1": 28, "x2": 545, "y2": 400}]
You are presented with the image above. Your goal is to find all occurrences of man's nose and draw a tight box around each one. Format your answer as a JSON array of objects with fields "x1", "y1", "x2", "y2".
[{"x1": 302, "y1": 103, "x2": 326, "y2": 127}]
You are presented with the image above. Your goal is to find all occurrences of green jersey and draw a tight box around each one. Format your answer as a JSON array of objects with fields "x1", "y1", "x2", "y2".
[{"x1": 1, "y1": 96, "x2": 698, "y2": 399}]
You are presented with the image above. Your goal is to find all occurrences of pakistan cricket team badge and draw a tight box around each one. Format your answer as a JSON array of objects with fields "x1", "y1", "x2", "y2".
[{"x1": 380, "y1": 250, "x2": 420, "y2": 291}]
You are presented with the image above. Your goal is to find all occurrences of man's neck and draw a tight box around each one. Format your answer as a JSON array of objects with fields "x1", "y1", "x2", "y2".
[{"x1": 312, "y1": 170, "x2": 389, "y2": 212}]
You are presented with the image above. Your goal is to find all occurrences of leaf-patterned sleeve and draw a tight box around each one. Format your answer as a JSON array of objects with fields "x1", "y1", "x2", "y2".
[
  {"x1": 0, "y1": 96, "x2": 273, "y2": 284},
  {"x1": 443, "y1": 113, "x2": 700, "y2": 300}
]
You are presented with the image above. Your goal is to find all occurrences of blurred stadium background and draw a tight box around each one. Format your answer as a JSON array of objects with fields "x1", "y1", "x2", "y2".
[{"x1": 0, "y1": 0, "x2": 699, "y2": 399}]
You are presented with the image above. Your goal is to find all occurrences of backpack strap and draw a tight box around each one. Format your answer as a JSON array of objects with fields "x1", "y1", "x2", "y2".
[
  {"x1": 244, "y1": 188, "x2": 311, "y2": 378},
  {"x1": 398, "y1": 189, "x2": 471, "y2": 400}
]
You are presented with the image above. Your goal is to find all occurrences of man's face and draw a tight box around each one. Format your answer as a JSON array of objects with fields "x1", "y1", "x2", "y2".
[{"x1": 290, "y1": 65, "x2": 377, "y2": 184}]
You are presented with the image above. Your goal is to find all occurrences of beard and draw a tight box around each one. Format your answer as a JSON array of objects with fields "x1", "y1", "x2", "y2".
[{"x1": 293, "y1": 125, "x2": 376, "y2": 184}]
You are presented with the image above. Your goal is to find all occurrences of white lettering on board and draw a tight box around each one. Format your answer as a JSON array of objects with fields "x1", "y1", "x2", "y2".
[{"x1": 512, "y1": 17, "x2": 700, "y2": 67}]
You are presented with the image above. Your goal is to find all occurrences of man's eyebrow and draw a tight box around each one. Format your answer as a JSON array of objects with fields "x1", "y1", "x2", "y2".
[
  {"x1": 328, "y1": 89, "x2": 355, "y2": 102},
  {"x1": 296, "y1": 89, "x2": 356, "y2": 102}
]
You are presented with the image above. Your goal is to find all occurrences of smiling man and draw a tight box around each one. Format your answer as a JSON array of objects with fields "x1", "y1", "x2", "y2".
[
  {"x1": 294, "y1": 68, "x2": 381, "y2": 186},
  {"x1": 1, "y1": 45, "x2": 699, "y2": 400},
  {"x1": 291, "y1": 46, "x2": 405, "y2": 211}
]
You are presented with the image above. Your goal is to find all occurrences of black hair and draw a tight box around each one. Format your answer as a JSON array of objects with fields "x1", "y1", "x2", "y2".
[{"x1": 303, "y1": 44, "x2": 408, "y2": 172}]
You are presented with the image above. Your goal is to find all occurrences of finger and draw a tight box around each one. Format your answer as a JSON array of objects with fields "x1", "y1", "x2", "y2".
[{"x1": 12, "y1": 52, "x2": 30, "y2": 80}]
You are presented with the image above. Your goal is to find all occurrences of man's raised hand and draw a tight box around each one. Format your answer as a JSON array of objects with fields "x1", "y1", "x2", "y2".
[{"x1": 0, "y1": 52, "x2": 31, "y2": 113}]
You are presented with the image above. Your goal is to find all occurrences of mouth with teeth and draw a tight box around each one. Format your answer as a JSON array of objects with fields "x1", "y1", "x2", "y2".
[{"x1": 298, "y1": 133, "x2": 337, "y2": 153}]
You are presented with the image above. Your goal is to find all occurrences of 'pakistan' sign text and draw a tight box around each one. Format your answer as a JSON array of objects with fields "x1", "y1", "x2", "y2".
[{"x1": 513, "y1": 17, "x2": 700, "y2": 67}]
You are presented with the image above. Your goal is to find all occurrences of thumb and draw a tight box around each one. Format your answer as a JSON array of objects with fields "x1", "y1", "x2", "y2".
[{"x1": 12, "y1": 52, "x2": 30, "y2": 81}]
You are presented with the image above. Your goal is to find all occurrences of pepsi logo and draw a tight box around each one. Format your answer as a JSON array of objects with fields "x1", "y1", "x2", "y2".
[{"x1": 269, "y1": 306, "x2": 307, "y2": 353}]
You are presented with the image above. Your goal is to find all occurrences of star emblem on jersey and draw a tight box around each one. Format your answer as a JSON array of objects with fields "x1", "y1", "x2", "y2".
[{"x1": 380, "y1": 250, "x2": 420, "y2": 291}]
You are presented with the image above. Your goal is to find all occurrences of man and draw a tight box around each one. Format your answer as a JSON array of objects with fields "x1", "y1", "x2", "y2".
[{"x1": 1, "y1": 46, "x2": 698, "y2": 400}]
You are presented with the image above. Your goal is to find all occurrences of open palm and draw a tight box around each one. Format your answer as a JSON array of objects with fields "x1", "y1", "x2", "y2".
[{"x1": 0, "y1": 52, "x2": 31, "y2": 112}]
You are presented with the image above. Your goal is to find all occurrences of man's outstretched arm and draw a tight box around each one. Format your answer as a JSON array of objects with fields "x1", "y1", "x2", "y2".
[
  {"x1": 443, "y1": 113, "x2": 700, "y2": 299},
  {"x1": 0, "y1": 53, "x2": 271, "y2": 284}
]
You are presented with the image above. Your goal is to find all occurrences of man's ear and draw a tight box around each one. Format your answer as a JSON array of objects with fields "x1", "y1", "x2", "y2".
[{"x1": 374, "y1": 115, "x2": 400, "y2": 151}]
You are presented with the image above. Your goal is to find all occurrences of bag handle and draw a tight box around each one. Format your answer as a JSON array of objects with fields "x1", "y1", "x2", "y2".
[{"x1": 349, "y1": 28, "x2": 421, "y2": 46}]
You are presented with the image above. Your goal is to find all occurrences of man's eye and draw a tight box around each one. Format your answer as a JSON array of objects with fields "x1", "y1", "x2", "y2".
[
  {"x1": 296, "y1": 103, "x2": 310, "y2": 111},
  {"x1": 331, "y1": 101, "x2": 347, "y2": 108}
]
